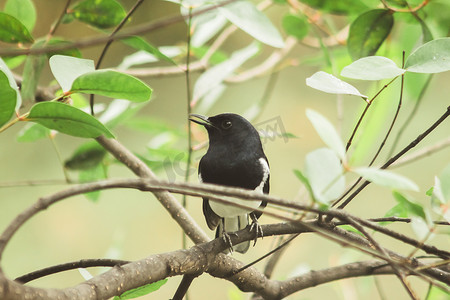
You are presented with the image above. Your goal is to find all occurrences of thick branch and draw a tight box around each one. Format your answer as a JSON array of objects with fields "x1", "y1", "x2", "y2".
[{"x1": 1, "y1": 223, "x2": 448, "y2": 300}]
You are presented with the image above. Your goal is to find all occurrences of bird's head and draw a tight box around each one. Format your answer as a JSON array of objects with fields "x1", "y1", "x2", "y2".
[{"x1": 189, "y1": 113, "x2": 260, "y2": 146}]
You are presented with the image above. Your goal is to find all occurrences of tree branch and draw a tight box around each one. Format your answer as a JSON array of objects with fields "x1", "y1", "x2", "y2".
[
  {"x1": 15, "y1": 259, "x2": 130, "y2": 284},
  {"x1": 0, "y1": 0, "x2": 238, "y2": 57},
  {"x1": 337, "y1": 105, "x2": 450, "y2": 210}
]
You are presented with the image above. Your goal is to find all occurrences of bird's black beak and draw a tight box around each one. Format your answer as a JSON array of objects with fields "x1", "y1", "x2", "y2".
[{"x1": 189, "y1": 114, "x2": 213, "y2": 127}]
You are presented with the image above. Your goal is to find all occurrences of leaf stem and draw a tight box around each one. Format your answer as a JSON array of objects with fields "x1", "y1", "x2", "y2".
[
  {"x1": 388, "y1": 75, "x2": 433, "y2": 158},
  {"x1": 337, "y1": 105, "x2": 450, "y2": 210},
  {"x1": 183, "y1": 7, "x2": 194, "y2": 251},
  {"x1": 47, "y1": 0, "x2": 72, "y2": 41},
  {"x1": 345, "y1": 76, "x2": 398, "y2": 152}
]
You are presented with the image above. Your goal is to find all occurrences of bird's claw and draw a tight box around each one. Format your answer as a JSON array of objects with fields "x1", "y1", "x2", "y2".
[
  {"x1": 249, "y1": 215, "x2": 263, "y2": 247},
  {"x1": 222, "y1": 231, "x2": 238, "y2": 253}
]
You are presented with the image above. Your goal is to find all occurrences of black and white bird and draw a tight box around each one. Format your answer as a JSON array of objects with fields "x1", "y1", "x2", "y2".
[{"x1": 189, "y1": 113, "x2": 270, "y2": 253}]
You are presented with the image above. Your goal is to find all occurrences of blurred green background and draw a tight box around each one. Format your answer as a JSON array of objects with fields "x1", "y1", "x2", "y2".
[{"x1": 0, "y1": 0, "x2": 449, "y2": 299}]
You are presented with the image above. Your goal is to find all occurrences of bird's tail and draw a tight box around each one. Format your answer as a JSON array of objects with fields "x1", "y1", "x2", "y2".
[{"x1": 216, "y1": 215, "x2": 250, "y2": 254}]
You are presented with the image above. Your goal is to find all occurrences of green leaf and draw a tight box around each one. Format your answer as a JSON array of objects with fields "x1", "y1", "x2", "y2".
[
  {"x1": 71, "y1": 70, "x2": 152, "y2": 102},
  {"x1": 383, "y1": 203, "x2": 407, "y2": 220},
  {"x1": 16, "y1": 123, "x2": 51, "y2": 142},
  {"x1": 124, "y1": 117, "x2": 185, "y2": 137},
  {"x1": 99, "y1": 99, "x2": 147, "y2": 129},
  {"x1": 438, "y1": 164, "x2": 450, "y2": 203},
  {"x1": 305, "y1": 148, "x2": 345, "y2": 205},
  {"x1": 293, "y1": 169, "x2": 315, "y2": 201},
  {"x1": 46, "y1": 39, "x2": 82, "y2": 58},
  {"x1": 426, "y1": 285, "x2": 450, "y2": 300},
  {"x1": 341, "y1": 56, "x2": 404, "y2": 80},
  {"x1": 193, "y1": 42, "x2": 259, "y2": 103},
  {"x1": 425, "y1": 187, "x2": 433, "y2": 197},
  {"x1": 348, "y1": 9, "x2": 394, "y2": 60},
  {"x1": 404, "y1": 38, "x2": 450, "y2": 74},
  {"x1": 2, "y1": 55, "x2": 26, "y2": 69},
  {"x1": 191, "y1": 46, "x2": 228, "y2": 64},
  {"x1": 71, "y1": 0, "x2": 126, "y2": 29},
  {"x1": 392, "y1": 191, "x2": 426, "y2": 220},
  {"x1": 0, "y1": 12, "x2": 33, "y2": 43},
  {"x1": 50, "y1": 55, "x2": 95, "y2": 92},
  {"x1": 121, "y1": 36, "x2": 177, "y2": 65},
  {"x1": 353, "y1": 167, "x2": 419, "y2": 191},
  {"x1": 302, "y1": 0, "x2": 368, "y2": 15},
  {"x1": 339, "y1": 224, "x2": 364, "y2": 236},
  {"x1": 188, "y1": 6, "x2": 227, "y2": 47},
  {"x1": 79, "y1": 163, "x2": 107, "y2": 202},
  {"x1": 306, "y1": 71, "x2": 367, "y2": 98},
  {"x1": 0, "y1": 71, "x2": 17, "y2": 128},
  {"x1": 118, "y1": 47, "x2": 182, "y2": 70},
  {"x1": 416, "y1": 17, "x2": 433, "y2": 44},
  {"x1": 218, "y1": 1, "x2": 284, "y2": 48},
  {"x1": 282, "y1": 14, "x2": 309, "y2": 40},
  {"x1": 432, "y1": 164, "x2": 450, "y2": 208},
  {"x1": 114, "y1": 279, "x2": 168, "y2": 300},
  {"x1": 384, "y1": 0, "x2": 407, "y2": 8},
  {"x1": 4, "y1": 0, "x2": 37, "y2": 32},
  {"x1": 21, "y1": 40, "x2": 46, "y2": 101},
  {"x1": 0, "y1": 57, "x2": 21, "y2": 109},
  {"x1": 28, "y1": 102, "x2": 114, "y2": 138},
  {"x1": 306, "y1": 109, "x2": 345, "y2": 160},
  {"x1": 65, "y1": 141, "x2": 107, "y2": 170}
]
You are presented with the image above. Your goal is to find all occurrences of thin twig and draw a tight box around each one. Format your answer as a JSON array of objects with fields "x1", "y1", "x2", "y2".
[
  {"x1": 47, "y1": 0, "x2": 72, "y2": 41},
  {"x1": 0, "y1": 0, "x2": 238, "y2": 57},
  {"x1": 15, "y1": 259, "x2": 130, "y2": 283},
  {"x1": 345, "y1": 77, "x2": 398, "y2": 152},
  {"x1": 344, "y1": 216, "x2": 419, "y2": 300},
  {"x1": 388, "y1": 75, "x2": 433, "y2": 158},
  {"x1": 89, "y1": 0, "x2": 145, "y2": 115},
  {"x1": 337, "y1": 106, "x2": 450, "y2": 210},
  {"x1": 367, "y1": 52, "x2": 406, "y2": 167},
  {"x1": 2, "y1": 177, "x2": 448, "y2": 260},
  {"x1": 381, "y1": 0, "x2": 430, "y2": 13},
  {"x1": 176, "y1": 8, "x2": 195, "y2": 300},
  {"x1": 391, "y1": 137, "x2": 450, "y2": 168}
]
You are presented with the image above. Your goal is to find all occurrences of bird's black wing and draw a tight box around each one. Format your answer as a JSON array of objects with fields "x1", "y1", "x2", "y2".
[
  {"x1": 202, "y1": 198, "x2": 221, "y2": 230},
  {"x1": 199, "y1": 159, "x2": 221, "y2": 230}
]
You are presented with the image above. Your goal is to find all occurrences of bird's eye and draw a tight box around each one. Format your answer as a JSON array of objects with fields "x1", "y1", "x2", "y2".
[{"x1": 221, "y1": 120, "x2": 232, "y2": 129}]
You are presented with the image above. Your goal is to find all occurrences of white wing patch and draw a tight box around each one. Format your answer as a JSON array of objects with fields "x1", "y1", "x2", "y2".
[{"x1": 255, "y1": 157, "x2": 270, "y2": 193}]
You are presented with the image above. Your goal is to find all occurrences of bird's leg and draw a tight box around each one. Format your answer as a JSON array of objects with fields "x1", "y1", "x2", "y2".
[
  {"x1": 220, "y1": 219, "x2": 237, "y2": 253},
  {"x1": 249, "y1": 213, "x2": 263, "y2": 246}
]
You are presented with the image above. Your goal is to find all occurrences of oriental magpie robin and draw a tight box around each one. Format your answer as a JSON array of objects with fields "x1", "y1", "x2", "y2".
[{"x1": 189, "y1": 113, "x2": 270, "y2": 253}]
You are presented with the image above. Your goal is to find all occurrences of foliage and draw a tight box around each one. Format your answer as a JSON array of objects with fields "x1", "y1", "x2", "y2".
[{"x1": 0, "y1": 0, "x2": 449, "y2": 299}]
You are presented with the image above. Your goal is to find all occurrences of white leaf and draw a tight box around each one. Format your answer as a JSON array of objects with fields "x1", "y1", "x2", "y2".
[
  {"x1": 218, "y1": 1, "x2": 284, "y2": 48},
  {"x1": 354, "y1": 167, "x2": 419, "y2": 191},
  {"x1": 405, "y1": 38, "x2": 450, "y2": 73},
  {"x1": 341, "y1": 56, "x2": 404, "y2": 80},
  {"x1": 0, "y1": 57, "x2": 22, "y2": 110},
  {"x1": 78, "y1": 268, "x2": 93, "y2": 280},
  {"x1": 185, "y1": 5, "x2": 227, "y2": 47},
  {"x1": 410, "y1": 216, "x2": 432, "y2": 240},
  {"x1": 49, "y1": 55, "x2": 95, "y2": 92},
  {"x1": 306, "y1": 109, "x2": 345, "y2": 160},
  {"x1": 193, "y1": 42, "x2": 259, "y2": 103},
  {"x1": 306, "y1": 71, "x2": 367, "y2": 98},
  {"x1": 305, "y1": 148, "x2": 345, "y2": 204},
  {"x1": 117, "y1": 47, "x2": 181, "y2": 70},
  {"x1": 196, "y1": 83, "x2": 226, "y2": 114}
]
